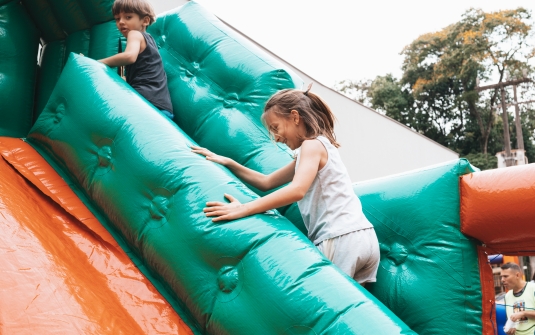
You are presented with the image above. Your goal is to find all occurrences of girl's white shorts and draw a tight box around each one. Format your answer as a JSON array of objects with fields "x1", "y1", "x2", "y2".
[{"x1": 316, "y1": 228, "x2": 380, "y2": 284}]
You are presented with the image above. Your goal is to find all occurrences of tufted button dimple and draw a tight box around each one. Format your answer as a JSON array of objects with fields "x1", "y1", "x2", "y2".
[
  {"x1": 144, "y1": 188, "x2": 173, "y2": 229},
  {"x1": 215, "y1": 257, "x2": 243, "y2": 302},
  {"x1": 223, "y1": 93, "x2": 239, "y2": 108},
  {"x1": 54, "y1": 103, "x2": 66, "y2": 124},
  {"x1": 386, "y1": 242, "x2": 408, "y2": 265},
  {"x1": 149, "y1": 195, "x2": 169, "y2": 220},
  {"x1": 93, "y1": 139, "x2": 115, "y2": 177},
  {"x1": 157, "y1": 34, "x2": 166, "y2": 46},
  {"x1": 380, "y1": 235, "x2": 414, "y2": 273},
  {"x1": 185, "y1": 62, "x2": 200, "y2": 78},
  {"x1": 97, "y1": 145, "x2": 112, "y2": 168},
  {"x1": 217, "y1": 265, "x2": 239, "y2": 293}
]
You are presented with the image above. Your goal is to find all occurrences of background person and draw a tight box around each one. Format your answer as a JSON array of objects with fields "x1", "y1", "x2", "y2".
[{"x1": 501, "y1": 262, "x2": 535, "y2": 335}]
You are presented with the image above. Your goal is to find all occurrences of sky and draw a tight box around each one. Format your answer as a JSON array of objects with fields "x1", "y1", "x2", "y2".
[{"x1": 152, "y1": 0, "x2": 535, "y2": 88}]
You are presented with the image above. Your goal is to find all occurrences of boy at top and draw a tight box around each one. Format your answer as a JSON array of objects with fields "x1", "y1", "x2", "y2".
[{"x1": 99, "y1": 0, "x2": 174, "y2": 119}]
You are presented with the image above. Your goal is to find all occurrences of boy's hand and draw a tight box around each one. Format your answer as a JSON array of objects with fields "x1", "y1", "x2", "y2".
[
  {"x1": 191, "y1": 145, "x2": 230, "y2": 166},
  {"x1": 204, "y1": 193, "x2": 248, "y2": 222}
]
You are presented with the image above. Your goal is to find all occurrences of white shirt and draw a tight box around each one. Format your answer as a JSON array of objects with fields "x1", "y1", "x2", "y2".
[{"x1": 295, "y1": 136, "x2": 373, "y2": 245}]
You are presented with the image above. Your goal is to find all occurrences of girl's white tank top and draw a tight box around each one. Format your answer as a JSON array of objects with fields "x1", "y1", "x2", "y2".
[{"x1": 295, "y1": 136, "x2": 373, "y2": 245}]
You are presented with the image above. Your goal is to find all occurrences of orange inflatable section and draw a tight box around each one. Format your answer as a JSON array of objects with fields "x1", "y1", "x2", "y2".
[
  {"x1": 0, "y1": 137, "x2": 193, "y2": 335},
  {"x1": 460, "y1": 163, "x2": 535, "y2": 253}
]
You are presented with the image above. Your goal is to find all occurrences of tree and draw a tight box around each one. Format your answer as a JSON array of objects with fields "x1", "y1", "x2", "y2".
[
  {"x1": 335, "y1": 7, "x2": 535, "y2": 169},
  {"x1": 401, "y1": 7, "x2": 533, "y2": 155}
]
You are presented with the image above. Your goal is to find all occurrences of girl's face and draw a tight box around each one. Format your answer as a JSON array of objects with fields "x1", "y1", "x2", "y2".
[{"x1": 264, "y1": 109, "x2": 305, "y2": 150}]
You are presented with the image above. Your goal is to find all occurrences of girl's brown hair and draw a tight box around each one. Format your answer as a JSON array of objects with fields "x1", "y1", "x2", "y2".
[
  {"x1": 263, "y1": 86, "x2": 340, "y2": 147},
  {"x1": 112, "y1": 0, "x2": 156, "y2": 25}
]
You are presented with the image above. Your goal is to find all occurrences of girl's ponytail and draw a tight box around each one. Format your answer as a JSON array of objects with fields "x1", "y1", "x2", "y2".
[{"x1": 303, "y1": 91, "x2": 339, "y2": 147}]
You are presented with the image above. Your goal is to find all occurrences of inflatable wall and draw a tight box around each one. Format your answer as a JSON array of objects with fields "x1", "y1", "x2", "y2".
[{"x1": 355, "y1": 160, "x2": 483, "y2": 334}]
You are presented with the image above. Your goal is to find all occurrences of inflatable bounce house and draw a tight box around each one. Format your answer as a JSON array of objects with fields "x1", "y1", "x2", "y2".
[{"x1": 1, "y1": 1, "x2": 533, "y2": 334}]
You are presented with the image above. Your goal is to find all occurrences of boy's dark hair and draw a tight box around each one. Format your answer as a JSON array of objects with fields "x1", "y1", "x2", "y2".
[
  {"x1": 112, "y1": 0, "x2": 156, "y2": 25},
  {"x1": 501, "y1": 262, "x2": 522, "y2": 273},
  {"x1": 263, "y1": 88, "x2": 340, "y2": 148}
]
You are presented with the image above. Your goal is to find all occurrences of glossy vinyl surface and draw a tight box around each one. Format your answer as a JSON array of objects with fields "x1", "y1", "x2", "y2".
[
  {"x1": 20, "y1": 0, "x2": 66, "y2": 42},
  {"x1": 77, "y1": 0, "x2": 113, "y2": 27},
  {"x1": 148, "y1": 2, "x2": 306, "y2": 234},
  {"x1": 354, "y1": 159, "x2": 481, "y2": 335},
  {"x1": 88, "y1": 20, "x2": 122, "y2": 60},
  {"x1": 21, "y1": 0, "x2": 113, "y2": 43},
  {"x1": 35, "y1": 39, "x2": 67, "y2": 120},
  {"x1": 44, "y1": 0, "x2": 91, "y2": 35},
  {"x1": 34, "y1": 20, "x2": 120, "y2": 119},
  {"x1": 65, "y1": 29, "x2": 91, "y2": 64},
  {"x1": 0, "y1": 137, "x2": 193, "y2": 335},
  {"x1": 28, "y1": 54, "x2": 416, "y2": 335},
  {"x1": 461, "y1": 163, "x2": 535, "y2": 252},
  {"x1": 0, "y1": 1, "x2": 39, "y2": 137}
]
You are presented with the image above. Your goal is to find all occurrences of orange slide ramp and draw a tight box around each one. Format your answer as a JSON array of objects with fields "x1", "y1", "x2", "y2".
[{"x1": 0, "y1": 137, "x2": 193, "y2": 334}]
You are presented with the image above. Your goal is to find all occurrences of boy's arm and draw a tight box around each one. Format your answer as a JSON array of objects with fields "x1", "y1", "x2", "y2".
[{"x1": 99, "y1": 30, "x2": 143, "y2": 67}]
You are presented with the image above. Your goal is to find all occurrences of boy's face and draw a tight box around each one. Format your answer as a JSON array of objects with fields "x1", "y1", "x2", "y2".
[{"x1": 114, "y1": 12, "x2": 150, "y2": 37}]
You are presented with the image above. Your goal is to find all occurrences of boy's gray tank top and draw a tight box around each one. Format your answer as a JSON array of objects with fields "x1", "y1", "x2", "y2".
[
  {"x1": 295, "y1": 136, "x2": 373, "y2": 245},
  {"x1": 126, "y1": 31, "x2": 173, "y2": 113}
]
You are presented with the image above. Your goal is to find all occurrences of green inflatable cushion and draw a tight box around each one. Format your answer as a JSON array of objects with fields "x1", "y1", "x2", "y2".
[
  {"x1": 0, "y1": 1, "x2": 39, "y2": 137},
  {"x1": 355, "y1": 159, "x2": 482, "y2": 335}
]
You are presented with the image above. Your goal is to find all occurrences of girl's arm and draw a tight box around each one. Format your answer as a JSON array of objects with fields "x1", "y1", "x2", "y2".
[
  {"x1": 191, "y1": 145, "x2": 295, "y2": 191},
  {"x1": 99, "y1": 30, "x2": 144, "y2": 67},
  {"x1": 203, "y1": 139, "x2": 325, "y2": 222}
]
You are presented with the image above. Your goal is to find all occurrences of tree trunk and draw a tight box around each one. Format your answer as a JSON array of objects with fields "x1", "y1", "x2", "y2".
[
  {"x1": 467, "y1": 97, "x2": 491, "y2": 155},
  {"x1": 513, "y1": 84, "x2": 525, "y2": 151},
  {"x1": 500, "y1": 88, "x2": 512, "y2": 166}
]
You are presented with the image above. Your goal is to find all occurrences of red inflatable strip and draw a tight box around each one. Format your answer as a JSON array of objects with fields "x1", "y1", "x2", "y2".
[
  {"x1": 0, "y1": 137, "x2": 192, "y2": 335},
  {"x1": 477, "y1": 246, "x2": 498, "y2": 335},
  {"x1": 460, "y1": 164, "x2": 535, "y2": 253}
]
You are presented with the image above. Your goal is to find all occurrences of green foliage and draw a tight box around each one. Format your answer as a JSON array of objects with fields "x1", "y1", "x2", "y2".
[
  {"x1": 462, "y1": 153, "x2": 497, "y2": 170},
  {"x1": 335, "y1": 7, "x2": 535, "y2": 161},
  {"x1": 519, "y1": 106, "x2": 535, "y2": 163}
]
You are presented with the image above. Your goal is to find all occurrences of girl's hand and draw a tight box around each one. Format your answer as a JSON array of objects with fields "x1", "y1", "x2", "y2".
[
  {"x1": 191, "y1": 145, "x2": 230, "y2": 166},
  {"x1": 204, "y1": 193, "x2": 248, "y2": 222}
]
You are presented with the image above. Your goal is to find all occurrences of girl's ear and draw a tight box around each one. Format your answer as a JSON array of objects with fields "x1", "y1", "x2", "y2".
[{"x1": 290, "y1": 109, "x2": 300, "y2": 125}]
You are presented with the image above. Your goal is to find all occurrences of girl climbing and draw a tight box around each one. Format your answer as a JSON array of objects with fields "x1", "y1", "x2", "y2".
[{"x1": 191, "y1": 84, "x2": 380, "y2": 284}]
